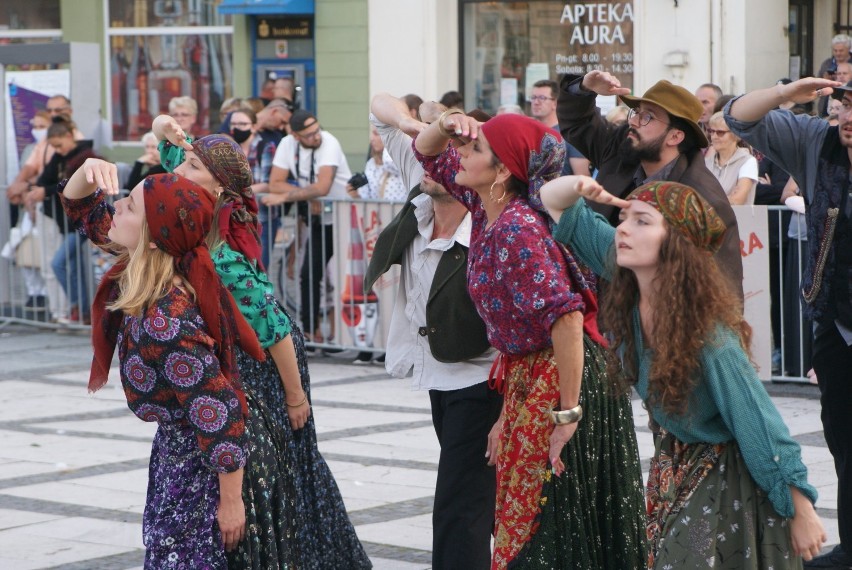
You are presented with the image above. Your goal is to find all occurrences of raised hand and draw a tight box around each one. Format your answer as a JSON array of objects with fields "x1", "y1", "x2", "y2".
[
  {"x1": 778, "y1": 77, "x2": 844, "y2": 105},
  {"x1": 82, "y1": 158, "x2": 121, "y2": 196},
  {"x1": 581, "y1": 70, "x2": 631, "y2": 97}
]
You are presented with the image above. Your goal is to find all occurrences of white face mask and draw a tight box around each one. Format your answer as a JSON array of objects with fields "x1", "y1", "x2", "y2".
[{"x1": 31, "y1": 128, "x2": 47, "y2": 142}]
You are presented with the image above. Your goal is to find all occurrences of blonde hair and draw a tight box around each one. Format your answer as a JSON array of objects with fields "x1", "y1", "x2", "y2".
[
  {"x1": 141, "y1": 131, "x2": 158, "y2": 146},
  {"x1": 169, "y1": 96, "x2": 198, "y2": 115},
  {"x1": 107, "y1": 222, "x2": 195, "y2": 316}
]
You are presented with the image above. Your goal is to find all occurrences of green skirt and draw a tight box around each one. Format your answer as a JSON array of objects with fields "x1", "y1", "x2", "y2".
[
  {"x1": 509, "y1": 336, "x2": 647, "y2": 570},
  {"x1": 646, "y1": 429, "x2": 802, "y2": 569}
]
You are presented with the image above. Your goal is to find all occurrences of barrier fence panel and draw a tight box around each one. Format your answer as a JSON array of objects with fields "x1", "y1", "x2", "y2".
[{"x1": 0, "y1": 192, "x2": 812, "y2": 382}]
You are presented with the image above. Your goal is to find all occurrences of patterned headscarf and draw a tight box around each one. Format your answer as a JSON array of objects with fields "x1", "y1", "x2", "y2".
[
  {"x1": 480, "y1": 114, "x2": 566, "y2": 213},
  {"x1": 627, "y1": 181, "x2": 727, "y2": 253},
  {"x1": 192, "y1": 134, "x2": 264, "y2": 269},
  {"x1": 90, "y1": 174, "x2": 265, "y2": 414}
]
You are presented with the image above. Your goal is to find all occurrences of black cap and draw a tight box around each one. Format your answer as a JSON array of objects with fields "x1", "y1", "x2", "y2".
[
  {"x1": 289, "y1": 109, "x2": 316, "y2": 132},
  {"x1": 831, "y1": 80, "x2": 852, "y2": 100}
]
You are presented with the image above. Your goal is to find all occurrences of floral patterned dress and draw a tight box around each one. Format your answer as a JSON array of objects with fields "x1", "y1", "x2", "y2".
[
  {"x1": 415, "y1": 145, "x2": 646, "y2": 570},
  {"x1": 62, "y1": 191, "x2": 300, "y2": 569}
]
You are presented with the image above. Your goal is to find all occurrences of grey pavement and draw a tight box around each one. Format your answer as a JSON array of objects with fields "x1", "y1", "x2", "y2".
[{"x1": 0, "y1": 324, "x2": 839, "y2": 569}]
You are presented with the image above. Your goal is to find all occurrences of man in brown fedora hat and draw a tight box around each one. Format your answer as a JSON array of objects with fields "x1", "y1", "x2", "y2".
[{"x1": 557, "y1": 71, "x2": 743, "y2": 299}]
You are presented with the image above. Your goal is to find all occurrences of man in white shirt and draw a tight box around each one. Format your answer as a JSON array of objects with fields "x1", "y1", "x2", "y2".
[
  {"x1": 266, "y1": 110, "x2": 352, "y2": 341},
  {"x1": 366, "y1": 93, "x2": 501, "y2": 570}
]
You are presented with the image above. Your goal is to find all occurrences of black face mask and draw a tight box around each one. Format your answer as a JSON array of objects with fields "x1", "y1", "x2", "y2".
[{"x1": 231, "y1": 128, "x2": 252, "y2": 144}]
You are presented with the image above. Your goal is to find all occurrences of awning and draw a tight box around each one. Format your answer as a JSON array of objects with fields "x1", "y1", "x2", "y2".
[{"x1": 218, "y1": 0, "x2": 314, "y2": 15}]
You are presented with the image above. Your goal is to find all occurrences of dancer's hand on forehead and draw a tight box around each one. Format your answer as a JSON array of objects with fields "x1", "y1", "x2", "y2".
[
  {"x1": 82, "y1": 158, "x2": 121, "y2": 196},
  {"x1": 162, "y1": 117, "x2": 194, "y2": 151},
  {"x1": 574, "y1": 176, "x2": 630, "y2": 209},
  {"x1": 443, "y1": 113, "x2": 481, "y2": 146}
]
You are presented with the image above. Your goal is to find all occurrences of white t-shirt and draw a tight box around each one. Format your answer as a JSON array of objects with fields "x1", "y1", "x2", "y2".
[{"x1": 271, "y1": 130, "x2": 352, "y2": 224}]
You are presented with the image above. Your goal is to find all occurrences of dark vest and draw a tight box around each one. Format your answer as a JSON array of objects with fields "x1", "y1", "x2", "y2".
[
  {"x1": 802, "y1": 127, "x2": 852, "y2": 328},
  {"x1": 364, "y1": 186, "x2": 490, "y2": 362}
]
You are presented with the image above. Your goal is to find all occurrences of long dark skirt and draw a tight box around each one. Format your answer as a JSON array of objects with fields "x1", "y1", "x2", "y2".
[
  {"x1": 237, "y1": 309, "x2": 372, "y2": 569},
  {"x1": 142, "y1": 390, "x2": 300, "y2": 570},
  {"x1": 646, "y1": 429, "x2": 801, "y2": 569},
  {"x1": 227, "y1": 389, "x2": 301, "y2": 569},
  {"x1": 497, "y1": 336, "x2": 646, "y2": 570}
]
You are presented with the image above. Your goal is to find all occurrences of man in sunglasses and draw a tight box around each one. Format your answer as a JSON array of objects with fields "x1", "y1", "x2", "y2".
[
  {"x1": 266, "y1": 110, "x2": 352, "y2": 342},
  {"x1": 556, "y1": 71, "x2": 743, "y2": 299}
]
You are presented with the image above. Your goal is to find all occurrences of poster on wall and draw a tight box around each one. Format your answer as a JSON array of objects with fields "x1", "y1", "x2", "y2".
[
  {"x1": 4, "y1": 70, "x2": 70, "y2": 184},
  {"x1": 733, "y1": 205, "x2": 772, "y2": 380},
  {"x1": 465, "y1": 1, "x2": 634, "y2": 114},
  {"x1": 549, "y1": 2, "x2": 635, "y2": 89}
]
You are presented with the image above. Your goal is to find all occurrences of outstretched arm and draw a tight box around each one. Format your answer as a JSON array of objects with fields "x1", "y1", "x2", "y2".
[
  {"x1": 728, "y1": 77, "x2": 842, "y2": 122},
  {"x1": 371, "y1": 92, "x2": 430, "y2": 138}
]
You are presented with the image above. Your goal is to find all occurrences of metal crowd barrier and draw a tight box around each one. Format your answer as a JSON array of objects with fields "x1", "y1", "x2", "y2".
[{"x1": 0, "y1": 194, "x2": 812, "y2": 381}]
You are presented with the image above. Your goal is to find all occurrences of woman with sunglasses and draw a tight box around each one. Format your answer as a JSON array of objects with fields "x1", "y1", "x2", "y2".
[{"x1": 705, "y1": 111, "x2": 759, "y2": 205}]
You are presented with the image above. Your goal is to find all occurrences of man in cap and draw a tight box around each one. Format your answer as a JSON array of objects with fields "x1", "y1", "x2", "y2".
[
  {"x1": 726, "y1": 76, "x2": 852, "y2": 568},
  {"x1": 266, "y1": 110, "x2": 352, "y2": 342},
  {"x1": 367, "y1": 92, "x2": 500, "y2": 570},
  {"x1": 557, "y1": 71, "x2": 743, "y2": 298}
]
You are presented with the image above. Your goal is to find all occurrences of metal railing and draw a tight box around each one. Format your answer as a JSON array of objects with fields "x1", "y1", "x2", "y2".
[{"x1": 1, "y1": 195, "x2": 813, "y2": 381}]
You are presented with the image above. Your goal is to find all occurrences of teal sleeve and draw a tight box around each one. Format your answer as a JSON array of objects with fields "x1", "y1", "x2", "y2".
[
  {"x1": 551, "y1": 197, "x2": 617, "y2": 280},
  {"x1": 212, "y1": 244, "x2": 292, "y2": 349},
  {"x1": 702, "y1": 326, "x2": 818, "y2": 517},
  {"x1": 158, "y1": 137, "x2": 193, "y2": 173}
]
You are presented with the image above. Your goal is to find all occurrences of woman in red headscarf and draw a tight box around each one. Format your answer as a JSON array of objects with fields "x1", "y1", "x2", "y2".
[
  {"x1": 414, "y1": 113, "x2": 645, "y2": 568},
  {"x1": 539, "y1": 177, "x2": 825, "y2": 568},
  {"x1": 59, "y1": 159, "x2": 299, "y2": 569}
]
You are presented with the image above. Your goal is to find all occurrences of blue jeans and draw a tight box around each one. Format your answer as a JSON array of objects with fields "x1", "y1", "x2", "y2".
[{"x1": 51, "y1": 231, "x2": 90, "y2": 315}]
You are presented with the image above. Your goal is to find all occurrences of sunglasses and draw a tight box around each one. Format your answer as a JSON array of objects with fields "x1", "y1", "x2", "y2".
[{"x1": 707, "y1": 128, "x2": 731, "y2": 137}]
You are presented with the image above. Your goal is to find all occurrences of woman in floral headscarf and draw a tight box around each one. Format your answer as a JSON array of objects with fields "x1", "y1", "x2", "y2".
[
  {"x1": 151, "y1": 115, "x2": 371, "y2": 569},
  {"x1": 539, "y1": 178, "x2": 826, "y2": 568},
  {"x1": 58, "y1": 159, "x2": 299, "y2": 568},
  {"x1": 414, "y1": 113, "x2": 645, "y2": 569}
]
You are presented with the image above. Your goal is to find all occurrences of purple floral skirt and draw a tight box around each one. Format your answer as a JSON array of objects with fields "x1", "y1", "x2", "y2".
[{"x1": 143, "y1": 422, "x2": 225, "y2": 569}]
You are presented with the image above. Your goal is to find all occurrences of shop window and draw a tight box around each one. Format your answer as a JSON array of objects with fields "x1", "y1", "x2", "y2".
[
  {"x1": 107, "y1": 0, "x2": 234, "y2": 142},
  {"x1": 462, "y1": 1, "x2": 634, "y2": 115},
  {"x1": 0, "y1": 0, "x2": 61, "y2": 50}
]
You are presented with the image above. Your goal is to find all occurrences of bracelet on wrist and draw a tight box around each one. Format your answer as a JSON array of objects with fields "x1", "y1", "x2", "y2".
[
  {"x1": 550, "y1": 404, "x2": 583, "y2": 425},
  {"x1": 436, "y1": 108, "x2": 465, "y2": 138},
  {"x1": 286, "y1": 393, "x2": 308, "y2": 408}
]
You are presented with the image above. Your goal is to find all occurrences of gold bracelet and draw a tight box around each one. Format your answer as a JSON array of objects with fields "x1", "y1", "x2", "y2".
[
  {"x1": 436, "y1": 108, "x2": 465, "y2": 138},
  {"x1": 286, "y1": 394, "x2": 308, "y2": 408},
  {"x1": 550, "y1": 404, "x2": 583, "y2": 425}
]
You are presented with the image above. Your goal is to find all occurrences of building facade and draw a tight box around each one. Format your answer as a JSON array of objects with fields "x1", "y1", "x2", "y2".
[{"x1": 0, "y1": 0, "x2": 846, "y2": 165}]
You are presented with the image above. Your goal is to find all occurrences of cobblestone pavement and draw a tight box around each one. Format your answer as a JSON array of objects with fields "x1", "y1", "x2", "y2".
[{"x1": 0, "y1": 325, "x2": 838, "y2": 569}]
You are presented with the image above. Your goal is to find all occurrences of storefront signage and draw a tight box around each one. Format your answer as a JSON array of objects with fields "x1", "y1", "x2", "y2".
[
  {"x1": 256, "y1": 17, "x2": 313, "y2": 40},
  {"x1": 555, "y1": 2, "x2": 634, "y2": 86}
]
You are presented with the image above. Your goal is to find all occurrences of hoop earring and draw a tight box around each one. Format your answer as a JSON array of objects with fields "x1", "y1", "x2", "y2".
[{"x1": 489, "y1": 180, "x2": 508, "y2": 203}]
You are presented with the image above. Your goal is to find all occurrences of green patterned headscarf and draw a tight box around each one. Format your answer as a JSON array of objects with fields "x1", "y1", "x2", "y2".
[{"x1": 626, "y1": 181, "x2": 726, "y2": 253}]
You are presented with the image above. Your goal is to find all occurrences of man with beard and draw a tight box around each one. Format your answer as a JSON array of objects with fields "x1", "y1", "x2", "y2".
[
  {"x1": 726, "y1": 76, "x2": 852, "y2": 569},
  {"x1": 365, "y1": 93, "x2": 500, "y2": 570},
  {"x1": 557, "y1": 71, "x2": 743, "y2": 298},
  {"x1": 266, "y1": 110, "x2": 352, "y2": 341}
]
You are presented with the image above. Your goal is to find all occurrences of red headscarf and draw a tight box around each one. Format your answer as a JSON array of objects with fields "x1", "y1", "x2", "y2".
[
  {"x1": 89, "y1": 174, "x2": 265, "y2": 411},
  {"x1": 480, "y1": 114, "x2": 566, "y2": 214}
]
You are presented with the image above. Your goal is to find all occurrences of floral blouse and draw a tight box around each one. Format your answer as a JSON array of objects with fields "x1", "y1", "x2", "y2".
[
  {"x1": 413, "y1": 143, "x2": 601, "y2": 355},
  {"x1": 61, "y1": 189, "x2": 248, "y2": 473},
  {"x1": 213, "y1": 243, "x2": 291, "y2": 348}
]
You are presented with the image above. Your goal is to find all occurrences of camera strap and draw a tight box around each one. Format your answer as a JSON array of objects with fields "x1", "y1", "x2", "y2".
[{"x1": 294, "y1": 143, "x2": 316, "y2": 185}]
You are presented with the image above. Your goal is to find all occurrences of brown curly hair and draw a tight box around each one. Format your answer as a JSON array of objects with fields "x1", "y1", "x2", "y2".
[{"x1": 599, "y1": 227, "x2": 752, "y2": 415}]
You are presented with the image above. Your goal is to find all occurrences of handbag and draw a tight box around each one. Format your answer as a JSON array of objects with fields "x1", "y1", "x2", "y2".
[{"x1": 15, "y1": 233, "x2": 42, "y2": 268}]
